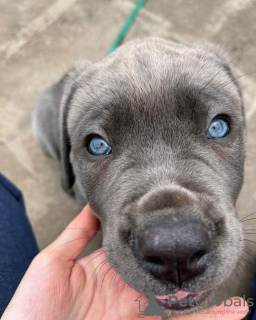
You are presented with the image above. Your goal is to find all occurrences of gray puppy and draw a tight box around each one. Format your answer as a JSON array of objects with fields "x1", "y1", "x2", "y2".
[{"x1": 33, "y1": 38, "x2": 246, "y2": 315}]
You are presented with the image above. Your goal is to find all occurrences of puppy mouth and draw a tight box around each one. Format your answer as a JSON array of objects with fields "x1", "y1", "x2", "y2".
[{"x1": 155, "y1": 290, "x2": 211, "y2": 310}]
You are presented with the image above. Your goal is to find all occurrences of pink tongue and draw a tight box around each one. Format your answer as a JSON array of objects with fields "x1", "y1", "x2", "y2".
[{"x1": 155, "y1": 291, "x2": 189, "y2": 300}]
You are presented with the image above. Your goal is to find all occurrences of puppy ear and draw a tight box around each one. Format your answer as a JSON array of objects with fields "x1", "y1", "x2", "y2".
[
  {"x1": 60, "y1": 93, "x2": 75, "y2": 192},
  {"x1": 60, "y1": 60, "x2": 91, "y2": 192}
]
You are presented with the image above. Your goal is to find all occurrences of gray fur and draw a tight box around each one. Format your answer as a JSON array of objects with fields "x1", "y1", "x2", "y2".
[{"x1": 33, "y1": 38, "x2": 246, "y2": 315}]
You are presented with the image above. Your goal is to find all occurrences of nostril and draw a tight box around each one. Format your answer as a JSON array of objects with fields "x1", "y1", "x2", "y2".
[
  {"x1": 139, "y1": 255, "x2": 168, "y2": 277},
  {"x1": 144, "y1": 256, "x2": 165, "y2": 266},
  {"x1": 188, "y1": 249, "x2": 214, "y2": 273},
  {"x1": 189, "y1": 250, "x2": 206, "y2": 265}
]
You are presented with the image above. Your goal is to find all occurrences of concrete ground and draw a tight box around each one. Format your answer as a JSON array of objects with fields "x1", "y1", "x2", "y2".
[{"x1": 1, "y1": 0, "x2": 256, "y2": 302}]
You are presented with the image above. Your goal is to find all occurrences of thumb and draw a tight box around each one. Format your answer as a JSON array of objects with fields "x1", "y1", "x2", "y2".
[{"x1": 44, "y1": 204, "x2": 100, "y2": 262}]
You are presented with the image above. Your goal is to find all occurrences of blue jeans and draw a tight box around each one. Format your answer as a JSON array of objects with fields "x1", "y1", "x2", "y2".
[
  {"x1": 0, "y1": 174, "x2": 39, "y2": 316},
  {"x1": 250, "y1": 278, "x2": 256, "y2": 320},
  {"x1": 0, "y1": 173, "x2": 255, "y2": 318}
]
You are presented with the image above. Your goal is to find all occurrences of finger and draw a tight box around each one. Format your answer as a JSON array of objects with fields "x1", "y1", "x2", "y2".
[
  {"x1": 170, "y1": 297, "x2": 248, "y2": 320},
  {"x1": 43, "y1": 204, "x2": 100, "y2": 261}
]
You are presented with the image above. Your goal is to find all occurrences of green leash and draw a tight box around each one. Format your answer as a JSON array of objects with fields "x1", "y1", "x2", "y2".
[{"x1": 108, "y1": 0, "x2": 148, "y2": 54}]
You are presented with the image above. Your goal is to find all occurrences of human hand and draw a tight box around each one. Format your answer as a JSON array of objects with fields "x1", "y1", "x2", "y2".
[{"x1": 2, "y1": 205, "x2": 249, "y2": 320}]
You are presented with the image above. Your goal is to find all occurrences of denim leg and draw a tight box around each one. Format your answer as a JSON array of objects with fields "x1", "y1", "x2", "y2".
[
  {"x1": 0, "y1": 173, "x2": 39, "y2": 316},
  {"x1": 248, "y1": 274, "x2": 256, "y2": 320}
]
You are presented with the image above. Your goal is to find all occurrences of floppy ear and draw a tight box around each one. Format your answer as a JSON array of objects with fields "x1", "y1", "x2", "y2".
[
  {"x1": 33, "y1": 60, "x2": 91, "y2": 193},
  {"x1": 60, "y1": 88, "x2": 75, "y2": 192},
  {"x1": 59, "y1": 60, "x2": 91, "y2": 192}
]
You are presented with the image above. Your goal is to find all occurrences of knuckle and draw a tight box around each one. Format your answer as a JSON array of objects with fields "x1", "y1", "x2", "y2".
[{"x1": 32, "y1": 251, "x2": 53, "y2": 267}]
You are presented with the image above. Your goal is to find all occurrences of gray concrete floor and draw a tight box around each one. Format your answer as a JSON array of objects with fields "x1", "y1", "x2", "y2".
[{"x1": 1, "y1": 0, "x2": 256, "y2": 301}]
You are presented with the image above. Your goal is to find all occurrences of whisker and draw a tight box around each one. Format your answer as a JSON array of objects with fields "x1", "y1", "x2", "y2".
[
  {"x1": 75, "y1": 247, "x2": 107, "y2": 262},
  {"x1": 49, "y1": 236, "x2": 96, "y2": 253},
  {"x1": 65, "y1": 245, "x2": 87, "y2": 268},
  {"x1": 75, "y1": 250, "x2": 106, "y2": 279},
  {"x1": 94, "y1": 260, "x2": 109, "y2": 290},
  {"x1": 126, "y1": 284, "x2": 129, "y2": 295},
  {"x1": 244, "y1": 239, "x2": 256, "y2": 246},
  {"x1": 238, "y1": 257, "x2": 253, "y2": 270},
  {"x1": 113, "y1": 274, "x2": 120, "y2": 293},
  {"x1": 215, "y1": 71, "x2": 256, "y2": 91},
  {"x1": 242, "y1": 249, "x2": 256, "y2": 261},
  {"x1": 116, "y1": 275, "x2": 123, "y2": 290},
  {"x1": 240, "y1": 211, "x2": 256, "y2": 222},
  {"x1": 241, "y1": 218, "x2": 256, "y2": 223},
  {"x1": 100, "y1": 266, "x2": 113, "y2": 291},
  {"x1": 200, "y1": 47, "x2": 251, "y2": 94},
  {"x1": 109, "y1": 270, "x2": 118, "y2": 290},
  {"x1": 80, "y1": 73, "x2": 106, "y2": 107},
  {"x1": 232, "y1": 268, "x2": 242, "y2": 283},
  {"x1": 235, "y1": 263, "x2": 243, "y2": 280},
  {"x1": 86, "y1": 258, "x2": 108, "y2": 285},
  {"x1": 58, "y1": 65, "x2": 104, "y2": 109}
]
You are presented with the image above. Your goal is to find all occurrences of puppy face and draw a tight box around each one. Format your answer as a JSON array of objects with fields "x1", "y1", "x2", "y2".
[{"x1": 63, "y1": 39, "x2": 246, "y2": 312}]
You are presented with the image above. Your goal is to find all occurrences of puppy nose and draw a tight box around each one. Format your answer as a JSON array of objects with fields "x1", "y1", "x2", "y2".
[{"x1": 136, "y1": 219, "x2": 214, "y2": 287}]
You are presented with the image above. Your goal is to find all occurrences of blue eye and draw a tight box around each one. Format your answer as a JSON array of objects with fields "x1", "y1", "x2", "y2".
[
  {"x1": 207, "y1": 118, "x2": 229, "y2": 139},
  {"x1": 88, "y1": 136, "x2": 111, "y2": 156}
]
